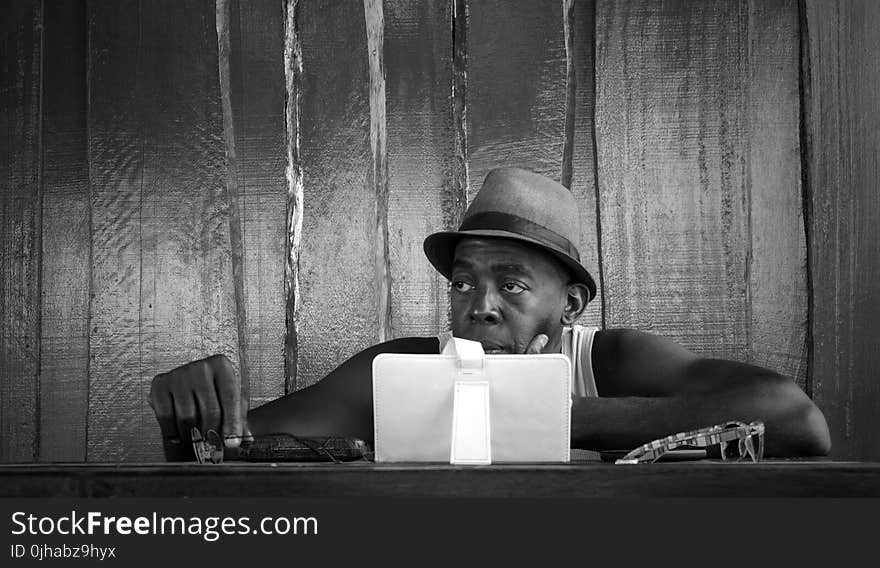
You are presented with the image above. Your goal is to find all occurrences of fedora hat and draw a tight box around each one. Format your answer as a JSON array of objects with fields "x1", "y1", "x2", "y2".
[{"x1": 423, "y1": 167, "x2": 597, "y2": 301}]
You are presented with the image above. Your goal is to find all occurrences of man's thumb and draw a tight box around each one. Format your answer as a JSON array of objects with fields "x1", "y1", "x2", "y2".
[{"x1": 528, "y1": 334, "x2": 549, "y2": 353}]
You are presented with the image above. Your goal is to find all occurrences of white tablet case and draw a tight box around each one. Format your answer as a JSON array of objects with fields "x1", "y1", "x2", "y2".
[{"x1": 372, "y1": 337, "x2": 571, "y2": 463}]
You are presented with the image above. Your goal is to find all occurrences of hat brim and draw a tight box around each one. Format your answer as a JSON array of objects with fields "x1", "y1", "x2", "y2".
[{"x1": 423, "y1": 229, "x2": 597, "y2": 301}]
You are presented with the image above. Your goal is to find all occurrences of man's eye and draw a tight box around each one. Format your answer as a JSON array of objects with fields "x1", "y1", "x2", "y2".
[
  {"x1": 501, "y1": 282, "x2": 526, "y2": 294},
  {"x1": 452, "y1": 281, "x2": 474, "y2": 292}
]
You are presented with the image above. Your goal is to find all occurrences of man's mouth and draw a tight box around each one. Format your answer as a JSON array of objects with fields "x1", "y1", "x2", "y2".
[{"x1": 478, "y1": 342, "x2": 508, "y2": 354}]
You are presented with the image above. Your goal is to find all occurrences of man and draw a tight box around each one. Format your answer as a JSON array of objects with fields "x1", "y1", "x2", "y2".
[{"x1": 150, "y1": 167, "x2": 831, "y2": 461}]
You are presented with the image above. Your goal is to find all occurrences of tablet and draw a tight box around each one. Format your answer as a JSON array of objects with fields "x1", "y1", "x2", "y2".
[{"x1": 372, "y1": 337, "x2": 572, "y2": 463}]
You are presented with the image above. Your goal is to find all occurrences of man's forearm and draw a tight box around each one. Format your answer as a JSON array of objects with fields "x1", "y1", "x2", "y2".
[{"x1": 571, "y1": 377, "x2": 831, "y2": 456}]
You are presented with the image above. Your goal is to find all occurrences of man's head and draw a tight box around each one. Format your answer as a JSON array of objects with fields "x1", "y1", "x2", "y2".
[
  {"x1": 423, "y1": 167, "x2": 596, "y2": 352},
  {"x1": 449, "y1": 236, "x2": 589, "y2": 353}
]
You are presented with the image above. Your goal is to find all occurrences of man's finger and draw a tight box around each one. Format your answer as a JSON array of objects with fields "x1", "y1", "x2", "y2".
[
  {"x1": 208, "y1": 355, "x2": 244, "y2": 449},
  {"x1": 525, "y1": 334, "x2": 549, "y2": 354},
  {"x1": 149, "y1": 374, "x2": 180, "y2": 443},
  {"x1": 172, "y1": 389, "x2": 199, "y2": 445},
  {"x1": 240, "y1": 396, "x2": 254, "y2": 443},
  {"x1": 195, "y1": 385, "x2": 223, "y2": 439}
]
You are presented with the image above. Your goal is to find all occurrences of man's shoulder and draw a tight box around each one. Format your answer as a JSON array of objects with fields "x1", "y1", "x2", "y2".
[
  {"x1": 593, "y1": 327, "x2": 691, "y2": 360},
  {"x1": 354, "y1": 336, "x2": 440, "y2": 359},
  {"x1": 591, "y1": 327, "x2": 635, "y2": 354},
  {"x1": 330, "y1": 337, "x2": 441, "y2": 379},
  {"x1": 381, "y1": 336, "x2": 441, "y2": 353}
]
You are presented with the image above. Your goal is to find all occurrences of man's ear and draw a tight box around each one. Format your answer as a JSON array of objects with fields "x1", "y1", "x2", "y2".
[{"x1": 561, "y1": 283, "x2": 589, "y2": 325}]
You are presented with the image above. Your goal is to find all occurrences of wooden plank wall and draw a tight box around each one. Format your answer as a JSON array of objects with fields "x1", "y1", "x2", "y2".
[
  {"x1": 86, "y1": 0, "x2": 147, "y2": 462},
  {"x1": 746, "y1": 1, "x2": 808, "y2": 385},
  {"x1": 595, "y1": 0, "x2": 805, "y2": 386},
  {"x1": 294, "y1": 0, "x2": 376, "y2": 389},
  {"x1": 1, "y1": 0, "x2": 879, "y2": 461},
  {"x1": 0, "y1": 0, "x2": 42, "y2": 463},
  {"x1": 88, "y1": 0, "x2": 239, "y2": 461},
  {"x1": 384, "y1": 0, "x2": 456, "y2": 341},
  {"x1": 803, "y1": 0, "x2": 880, "y2": 460},
  {"x1": 224, "y1": 0, "x2": 287, "y2": 408},
  {"x1": 566, "y1": 0, "x2": 603, "y2": 327},
  {"x1": 40, "y1": 0, "x2": 90, "y2": 462}
]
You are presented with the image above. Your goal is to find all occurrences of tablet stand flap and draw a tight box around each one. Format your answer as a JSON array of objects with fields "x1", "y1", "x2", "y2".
[
  {"x1": 441, "y1": 336, "x2": 485, "y2": 374},
  {"x1": 443, "y1": 337, "x2": 492, "y2": 464},
  {"x1": 450, "y1": 380, "x2": 492, "y2": 465}
]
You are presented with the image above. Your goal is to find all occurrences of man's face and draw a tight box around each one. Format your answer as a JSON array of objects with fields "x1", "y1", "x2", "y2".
[{"x1": 449, "y1": 237, "x2": 571, "y2": 354}]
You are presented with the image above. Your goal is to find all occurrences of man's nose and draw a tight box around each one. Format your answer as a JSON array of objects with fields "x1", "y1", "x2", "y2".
[{"x1": 470, "y1": 287, "x2": 501, "y2": 324}]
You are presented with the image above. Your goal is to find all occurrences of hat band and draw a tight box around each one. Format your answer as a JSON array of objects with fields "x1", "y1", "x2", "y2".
[{"x1": 459, "y1": 211, "x2": 581, "y2": 262}]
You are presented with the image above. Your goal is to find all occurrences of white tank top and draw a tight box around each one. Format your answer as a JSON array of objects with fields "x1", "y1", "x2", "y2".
[{"x1": 436, "y1": 325, "x2": 600, "y2": 397}]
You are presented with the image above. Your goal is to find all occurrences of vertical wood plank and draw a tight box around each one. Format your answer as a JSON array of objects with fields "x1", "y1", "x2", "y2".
[
  {"x1": 745, "y1": 0, "x2": 807, "y2": 387},
  {"x1": 466, "y1": 0, "x2": 567, "y2": 191},
  {"x1": 87, "y1": 0, "x2": 141, "y2": 461},
  {"x1": 384, "y1": 0, "x2": 455, "y2": 338},
  {"x1": 88, "y1": 0, "x2": 145, "y2": 462},
  {"x1": 451, "y1": 0, "x2": 469, "y2": 226},
  {"x1": 89, "y1": 0, "x2": 237, "y2": 461},
  {"x1": 282, "y1": 0, "x2": 302, "y2": 394},
  {"x1": 595, "y1": 1, "x2": 751, "y2": 359},
  {"x1": 804, "y1": 0, "x2": 880, "y2": 460},
  {"x1": 40, "y1": 0, "x2": 90, "y2": 462},
  {"x1": 0, "y1": 0, "x2": 41, "y2": 463},
  {"x1": 596, "y1": 0, "x2": 806, "y2": 377},
  {"x1": 296, "y1": 0, "x2": 375, "y2": 389},
  {"x1": 216, "y1": 0, "x2": 251, "y2": 404},
  {"x1": 364, "y1": 0, "x2": 392, "y2": 343},
  {"x1": 566, "y1": 0, "x2": 602, "y2": 327},
  {"x1": 225, "y1": 0, "x2": 287, "y2": 407}
]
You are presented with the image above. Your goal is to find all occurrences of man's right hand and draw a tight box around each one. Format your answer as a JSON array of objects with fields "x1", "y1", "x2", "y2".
[{"x1": 149, "y1": 354, "x2": 250, "y2": 462}]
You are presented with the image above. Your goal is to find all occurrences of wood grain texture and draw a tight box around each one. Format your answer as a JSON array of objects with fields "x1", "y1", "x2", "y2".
[
  {"x1": 88, "y1": 0, "x2": 237, "y2": 461},
  {"x1": 282, "y1": 0, "x2": 303, "y2": 394},
  {"x1": 216, "y1": 0, "x2": 251, "y2": 404},
  {"x1": 451, "y1": 0, "x2": 469, "y2": 224},
  {"x1": 804, "y1": 0, "x2": 880, "y2": 460},
  {"x1": 0, "y1": 0, "x2": 41, "y2": 463},
  {"x1": 384, "y1": 0, "x2": 455, "y2": 339},
  {"x1": 466, "y1": 0, "x2": 568, "y2": 195},
  {"x1": 597, "y1": 0, "x2": 807, "y2": 376},
  {"x1": 447, "y1": 0, "x2": 468, "y2": 329},
  {"x1": 364, "y1": 0, "x2": 392, "y2": 343},
  {"x1": 596, "y1": 1, "x2": 752, "y2": 360},
  {"x1": 744, "y1": 0, "x2": 807, "y2": 386},
  {"x1": 225, "y1": 0, "x2": 287, "y2": 408},
  {"x1": 296, "y1": 0, "x2": 375, "y2": 389},
  {"x1": 565, "y1": 0, "x2": 602, "y2": 328},
  {"x1": 39, "y1": 0, "x2": 90, "y2": 462},
  {"x1": 87, "y1": 0, "x2": 142, "y2": 463},
  {"x1": 2, "y1": 461, "x2": 879, "y2": 498}
]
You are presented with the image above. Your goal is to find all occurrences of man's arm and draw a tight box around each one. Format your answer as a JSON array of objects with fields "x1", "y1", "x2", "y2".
[
  {"x1": 571, "y1": 328, "x2": 831, "y2": 456},
  {"x1": 247, "y1": 337, "x2": 437, "y2": 442},
  {"x1": 150, "y1": 336, "x2": 436, "y2": 460}
]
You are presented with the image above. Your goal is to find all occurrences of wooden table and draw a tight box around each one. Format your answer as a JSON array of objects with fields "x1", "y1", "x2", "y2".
[{"x1": 2, "y1": 457, "x2": 878, "y2": 498}]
